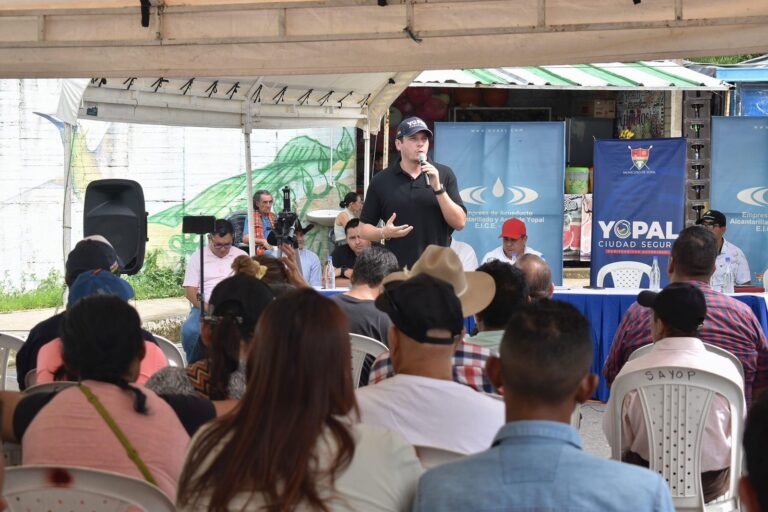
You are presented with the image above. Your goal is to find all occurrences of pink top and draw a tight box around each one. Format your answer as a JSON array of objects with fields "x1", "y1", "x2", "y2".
[
  {"x1": 22, "y1": 380, "x2": 190, "y2": 499},
  {"x1": 36, "y1": 338, "x2": 168, "y2": 386}
]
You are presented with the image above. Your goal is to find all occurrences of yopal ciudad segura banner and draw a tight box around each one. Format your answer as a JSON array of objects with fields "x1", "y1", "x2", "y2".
[
  {"x1": 711, "y1": 117, "x2": 768, "y2": 285},
  {"x1": 590, "y1": 138, "x2": 686, "y2": 288},
  {"x1": 434, "y1": 122, "x2": 565, "y2": 284}
]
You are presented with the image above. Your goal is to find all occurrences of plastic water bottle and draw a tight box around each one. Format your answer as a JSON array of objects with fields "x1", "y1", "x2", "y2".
[
  {"x1": 722, "y1": 257, "x2": 735, "y2": 294},
  {"x1": 649, "y1": 256, "x2": 661, "y2": 291},
  {"x1": 323, "y1": 256, "x2": 336, "y2": 290}
]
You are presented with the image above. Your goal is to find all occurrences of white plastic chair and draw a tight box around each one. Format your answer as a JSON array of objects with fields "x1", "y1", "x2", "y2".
[
  {"x1": 349, "y1": 333, "x2": 388, "y2": 388},
  {"x1": 2, "y1": 465, "x2": 175, "y2": 511},
  {"x1": 414, "y1": 445, "x2": 466, "y2": 469},
  {"x1": 0, "y1": 332, "x2": 24, "y2": 391},
  {"x1": 609, "y1": 366, "x2": 745, "y2": 511},
  {"x1": 596, "y1": 261, "x2": 652, "y2": 288},
  {"x1": 628, "y1": 342, "x2": 745, "y2": 381},
  {"x1": 3, "y1": 442, "x2": 22, "y2": 467},
  {"x1": 152, "y1": 334, "x2": 187, "y2": 368}
]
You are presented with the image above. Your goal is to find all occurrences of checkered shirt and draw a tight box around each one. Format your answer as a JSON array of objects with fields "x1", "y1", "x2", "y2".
[
  {"x1": 368, "y1": 340, "x2": 495, "y2": 393},
  {"x1": 603, "y1": 280, "x2": 768, "y2": 405}
]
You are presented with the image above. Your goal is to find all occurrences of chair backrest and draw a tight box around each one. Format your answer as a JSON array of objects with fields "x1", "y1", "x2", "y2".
[
  {"x1": 349, "y1": 333, "x2": 388, "y2": 388},
  {"x1": 609, "y1": 366, "x2": 744, "y2": 511},
  {"x1": 3, "y1": 465, "x2": 175, "y2": 511},
  {"x1": 414, "y1": 445, "x2": 466, "y2": 469},
  {"x1": 24, "y1": 381, "x2": 78, "y2": 395},
  {"x1": 3, "y1": 442, "x2": 22, "y2": 467},
  {"x1": 152, "y1": 334, "x2": 187, "y2": 368},
  {"x1": 628, "y1": 342, "x2": 745, "y2": 381},
  {"x1": 596, "y1": 261, "x2": 652, "y2": 288},
  {"x1": 0, "y1": 332, "x2": 25, "y2": 391},
  {"x1": 226, "y1": 210, "x2": 248, "y2": 246}
]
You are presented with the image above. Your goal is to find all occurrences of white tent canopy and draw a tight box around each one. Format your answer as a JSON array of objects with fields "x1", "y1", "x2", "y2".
[{"x1": 1, "y1": 0, "x2": 768, "y2": 78}]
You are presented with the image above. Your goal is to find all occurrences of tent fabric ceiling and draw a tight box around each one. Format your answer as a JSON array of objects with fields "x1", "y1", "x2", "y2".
[
  {"x1": 1, "y1": 1, "x2": 768, "y2": 78},
  {"x1": 414, "y1": 61, "x2": 729, "y2": 91},
  {"x1": 74, "y1": 72, "x2": 420, "y2": 132}
]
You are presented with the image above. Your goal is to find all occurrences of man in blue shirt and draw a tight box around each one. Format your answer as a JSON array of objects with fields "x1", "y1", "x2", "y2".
[{"x1": 413, "y1": 299, "x2": 674, "y2": 512}]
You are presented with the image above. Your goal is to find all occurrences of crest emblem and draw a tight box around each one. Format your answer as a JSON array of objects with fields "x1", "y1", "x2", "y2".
[{"x1": 628, "y1": 145, "x2": 653, "y2": 171}]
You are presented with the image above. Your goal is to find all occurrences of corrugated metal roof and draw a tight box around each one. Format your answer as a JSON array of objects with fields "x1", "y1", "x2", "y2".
[{"x1": 413, "y1": 61, "x2": 729, "y2": 91}]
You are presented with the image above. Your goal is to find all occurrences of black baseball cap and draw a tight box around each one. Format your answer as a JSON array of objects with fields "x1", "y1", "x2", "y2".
[
  {"x1": 375, "y1": 274, "x2": 463, "y2": 345},
  {"x1": 65, "y1": 236, "x2": 121, "y2": 286},
  {"x1": 637, "y1": 283, "x2": 707, "y2": 332},
  {"x1": 296, "y1": 220, "x2": 314, "y2": 234},
  {"x1": 697, "y1": 210, "x2": 726, "y2": 227},
  {"x1": 396, "y1": 116, "x2": 433, "y2": 139}
]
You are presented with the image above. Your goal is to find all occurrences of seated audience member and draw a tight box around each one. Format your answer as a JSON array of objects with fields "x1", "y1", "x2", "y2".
[
  {"x1": 515, "y1": 253, "x2": 554, "y2": 300},
  {"x1": 368, "y1": 245, "x2": 497, "y2": 393},
  {"x1": 146, "y1": 274, "x2": 274, "y2": 399},
  {"x1": 244, "y1": 245, "x2": 309, "y2": 290},
  {"x1": 604, "y1": 226, "x2": 768, "y2": 406},
  {"x1": 0, "y1": 296, "x2": 223, "y2": 501},
  {"x1": 357, "y1": 274, "x2": 504, "y2": 454},
  {"x1": 331, "y1": 245, "x2": 400, "y2": 345},
  {"x1": 604, "y1": 283, "x2": 743, "y2": 503},
  {"x1": 294, "y1": 221, "x2": 321, "y2": 286},
  {"x1": 331, "y1": 218, "x2": 372, "y2": 287},
  {"x1": 481, "y1": 218, "x2": 542, "y2": 265},
  {"x1": 16, "y1": 235, "x2": 137, "y2": 389},
  {"x1": 334, "y1": 191, "x2": 363, "y2": 245},
  {"x1": 449, "y1": 236, "x2": 478, "y2": 271},
  {"x1": 413, "y1": 300, "x2": 674, "y2": 511},
  {"x1": 35, "y1": 270, "x2": 168, "y2": 386},
  {"x1": 467, "y1": 260, "x2": 528, "y2": 354},
  {"x1": 741, "y1": 393, "x2": 768, "y2": 512},
  {"x1": 182, "y1": 219, "x2": 248, "y2": 362},
  {"x1": 176, "y1": 289, "x2": 422, "y2": 511}
]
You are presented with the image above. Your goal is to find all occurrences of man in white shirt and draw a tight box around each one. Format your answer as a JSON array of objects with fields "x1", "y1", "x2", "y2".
[
  {"x1": 603, "y1": 282, "x2": 744, "y2": 503},
  {"x1": 356, "y1": 273, "x2": 504, "y2": 455},
  {"x1": 449, "y1": 236, "x2": 478, "y2": 271},
  {"x1": 482, "y1": 218, "x2": 542, "y2": 265},
  {"x1": 697, "y1": 209, "x2": 751, "y2": 288},
  {"x1": 295, "y1": 221, "x2": 321, "y2": 287},
  {"x1": 181, "y1": 219, "x2": 247, "y2": 362}
]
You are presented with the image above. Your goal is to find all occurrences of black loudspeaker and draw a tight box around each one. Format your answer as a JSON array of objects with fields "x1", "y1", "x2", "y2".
[{"x1": 84, "y1": 179, "x2": 147, "y2": 275}]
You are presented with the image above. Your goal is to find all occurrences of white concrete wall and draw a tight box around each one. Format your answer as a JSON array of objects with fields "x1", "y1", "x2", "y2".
[{"x1": 0, "y1": 79, "x2": 355, "y2": 290}]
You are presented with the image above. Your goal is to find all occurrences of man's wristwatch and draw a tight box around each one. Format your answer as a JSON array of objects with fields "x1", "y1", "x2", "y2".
[{"x1": 434, "y1": 186, "x2": 446, "y2": 195}]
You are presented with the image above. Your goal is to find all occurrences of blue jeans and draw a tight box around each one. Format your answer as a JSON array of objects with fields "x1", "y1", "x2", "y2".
[{"x1": 181, "y1": 307, "x2": 201, "y2": 362}]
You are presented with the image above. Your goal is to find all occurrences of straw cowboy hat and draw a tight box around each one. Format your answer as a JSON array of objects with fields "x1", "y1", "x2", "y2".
[{"x1": 383, "y1": 245, "x2": 495, "y2": 316}]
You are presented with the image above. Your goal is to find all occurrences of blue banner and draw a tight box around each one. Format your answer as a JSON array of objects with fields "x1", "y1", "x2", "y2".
[
  {"x1": 590, "y1": 138, "x2": 686, "y2": 288},
  {"x1": 434, "y1": 122, "x2": 565, "y2": 284},
  {"x1": 711, "y1": 117, "x2": 768, "y2": 284}
]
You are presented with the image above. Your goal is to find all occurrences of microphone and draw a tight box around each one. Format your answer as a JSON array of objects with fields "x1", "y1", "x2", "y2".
[{"x1": 418, "y1": 153, "x2": 428, "y2": 185}]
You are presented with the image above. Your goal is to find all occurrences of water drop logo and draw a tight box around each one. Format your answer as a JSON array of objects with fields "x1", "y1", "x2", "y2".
[
  {"x1": 614, "y1": 220, "x2": 632, "y2": 239},
  {"x1": 460, "y1": 177, "x2": 539, "y2": 205},
  {"x1": 737, "y1": 186, "x2": 768, "y2": 207}
]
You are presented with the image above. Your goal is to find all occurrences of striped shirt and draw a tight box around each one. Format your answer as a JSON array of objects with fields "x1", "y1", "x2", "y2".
[
  {"x1": 603, "y1": 280, "x2": 768, "y2": 404},
  {"x1": 369, "y1": 340, "x2": 495, "y2": 393}
]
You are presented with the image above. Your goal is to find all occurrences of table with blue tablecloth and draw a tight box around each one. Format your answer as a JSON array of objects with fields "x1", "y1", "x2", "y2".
[
  {"x1": 320, "y1": 286, "x2": 768, "y2": 402},
  {"x1": 553, "y1": 288, "x2": 768, "y2": 401}
]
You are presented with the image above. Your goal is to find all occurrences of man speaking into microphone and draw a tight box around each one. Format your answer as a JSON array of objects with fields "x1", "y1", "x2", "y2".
[{"x1": 359, "y1": 116, "x2": 466, "y2": 268}]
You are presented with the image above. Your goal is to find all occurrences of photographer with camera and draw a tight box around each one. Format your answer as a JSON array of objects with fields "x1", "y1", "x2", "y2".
[{"x1": 181, "y1": 219, "x2": 247, "y2": 362}]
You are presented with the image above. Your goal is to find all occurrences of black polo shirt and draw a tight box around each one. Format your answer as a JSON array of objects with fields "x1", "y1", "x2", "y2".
[{"x1": 360, "y1": 158, "x2": 465, "y2": 268}]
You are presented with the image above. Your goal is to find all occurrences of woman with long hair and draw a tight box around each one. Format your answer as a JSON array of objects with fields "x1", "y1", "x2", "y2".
[
  {"x1": 146, "y1": 273, "x2": 274, "y2": 399},
  {"x1": 177, "y1": 289, "x2": 422, "y2": 511},
  {"x1": 10, "y1": 295, "x2": 196, "y2": 500},
  {"x1": 334, "y1": 192, "x2": 363, "y2": 245}
]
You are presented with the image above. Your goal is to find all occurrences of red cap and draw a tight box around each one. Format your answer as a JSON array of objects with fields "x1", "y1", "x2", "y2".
[{"x1": 500, "y1": 218, "x2": 526, "y2": 239}]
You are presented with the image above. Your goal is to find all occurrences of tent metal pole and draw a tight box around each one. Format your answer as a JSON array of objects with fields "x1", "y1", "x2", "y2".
[
  {"x1": 382, "y1": 109, "x2": 390, "y2": 173},
  {"x1": 244, "y1": 104, "x2": 255, "y2": 256},
  {"x1": 62, "y1": 123, "x2": 74, "y2": 262},
  {"x1": 363, "y1": 118, "x2": 371, "y2": 194}
]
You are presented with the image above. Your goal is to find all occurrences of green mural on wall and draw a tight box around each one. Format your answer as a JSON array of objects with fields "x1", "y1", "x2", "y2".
[{"x1": 147, "y1": 129, "x2": 356, "y2": 259}]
